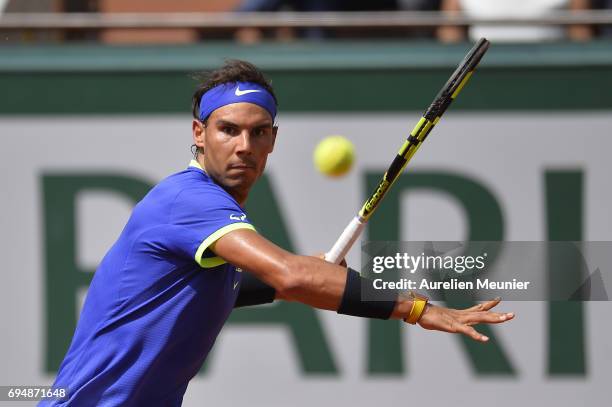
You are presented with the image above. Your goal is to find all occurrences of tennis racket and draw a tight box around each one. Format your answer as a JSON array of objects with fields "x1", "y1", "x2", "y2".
[{"x1": 325, "y1": 38, "x2": 490, "y2": 264}]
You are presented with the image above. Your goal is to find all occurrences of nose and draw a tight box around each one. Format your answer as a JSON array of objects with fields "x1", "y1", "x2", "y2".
[{"x1": 235, "y1": 130, "x2": 253, "y2": 155}]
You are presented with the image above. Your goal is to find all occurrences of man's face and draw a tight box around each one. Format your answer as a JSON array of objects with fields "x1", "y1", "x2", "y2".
[{"x1": 192, "y1": 102, "x2": 277, "y2": 202}]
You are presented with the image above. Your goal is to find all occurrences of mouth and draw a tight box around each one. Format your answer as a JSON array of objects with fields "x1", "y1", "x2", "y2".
[{"x1": 228, "y1": 163, "x2": 256, "y2": 172}]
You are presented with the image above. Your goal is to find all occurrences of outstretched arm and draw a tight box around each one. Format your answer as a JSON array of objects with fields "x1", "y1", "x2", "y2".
[{"x1": 213, "y1": 229, "x2": 513, "y2": 342}]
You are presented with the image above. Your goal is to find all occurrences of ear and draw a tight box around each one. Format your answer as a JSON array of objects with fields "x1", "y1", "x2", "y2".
[
  {"x1": 269, "y1": 126, "x2": 278, "y2": 153},
  {"x1": 192, "y1": 119, "x2": 206, "y2": 152}
]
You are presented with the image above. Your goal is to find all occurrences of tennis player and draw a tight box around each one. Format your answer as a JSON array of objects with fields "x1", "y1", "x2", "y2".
[{"x1": 42, "y1": 60, "x2": 514, "y2": 406}]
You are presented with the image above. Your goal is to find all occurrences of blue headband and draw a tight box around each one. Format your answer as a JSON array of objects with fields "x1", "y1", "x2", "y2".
[{"x1": 198, "y1": 81, "x2": 277, "y2": 121}]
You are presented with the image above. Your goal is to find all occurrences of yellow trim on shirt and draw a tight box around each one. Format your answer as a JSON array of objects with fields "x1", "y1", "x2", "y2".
[
  {"x1": 194, "y1": 222, "x2": 256, "y2": 268},
  {"x1": 189, "y1": 159, "x2": 204, "y2": 170}
]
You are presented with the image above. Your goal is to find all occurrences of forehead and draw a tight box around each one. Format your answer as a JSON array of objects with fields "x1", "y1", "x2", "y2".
[{"x1": 209, "y1": 102, "x2": 272, "y2": 125}]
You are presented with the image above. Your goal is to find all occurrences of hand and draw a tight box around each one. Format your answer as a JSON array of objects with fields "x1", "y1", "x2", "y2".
[
  {"x1": 417, "y1": 298, "x2": 514, "y2": 342},
  {"x1": 315, "y1": 253, "x2": 347, "y2": 267}
]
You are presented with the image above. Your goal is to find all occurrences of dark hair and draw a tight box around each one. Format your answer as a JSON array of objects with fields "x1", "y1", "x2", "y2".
[{"x1": 191, "y1": 59, "x2": 278, "y2": 120}]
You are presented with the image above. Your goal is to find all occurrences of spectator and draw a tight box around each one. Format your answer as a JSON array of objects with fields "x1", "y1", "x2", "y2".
[
  {"x1": 437, "y1": 0, "x2": 593, "y2": 43},
  {"x1": 595, "y1": 0, "x2": 612, "y2": 37},
  {"x1": 234, "y1": 0, "x2": 400, "y2": 43}
]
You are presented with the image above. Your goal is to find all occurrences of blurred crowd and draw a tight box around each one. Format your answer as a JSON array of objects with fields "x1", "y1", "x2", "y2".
[
  {"x1": 1, "y1": 0, "x2": 612, "y2": 43},
  {"x1": 234, "y1": 0, "x2": 608, "y2": 43}
]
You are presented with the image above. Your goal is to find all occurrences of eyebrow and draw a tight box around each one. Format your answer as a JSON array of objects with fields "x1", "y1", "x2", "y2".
[
  {"x1": 215, "y1": 119, "x2": 239, "y2": 128},
  {"x1": 215, "y1": 119, "x2": 273, "y2": 129}
]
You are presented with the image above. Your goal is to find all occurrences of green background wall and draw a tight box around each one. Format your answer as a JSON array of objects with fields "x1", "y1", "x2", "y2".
[{"x1": 1, "y1": 40, "x2": 611, "y2": 114}]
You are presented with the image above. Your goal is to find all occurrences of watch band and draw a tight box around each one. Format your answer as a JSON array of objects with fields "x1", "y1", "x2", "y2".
[{"x1": 404, "y1": 292, "x2": 429, "y2": 324}]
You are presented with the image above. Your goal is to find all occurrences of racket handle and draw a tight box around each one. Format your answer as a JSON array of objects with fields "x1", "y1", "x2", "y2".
[{"x1": 324, "y1": 216, "x2": 367, "y2": 264}]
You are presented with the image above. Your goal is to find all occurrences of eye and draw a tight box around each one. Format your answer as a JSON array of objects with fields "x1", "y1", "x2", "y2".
[
  {"x1": 221, "y1": 126, "x2": 238, "y2": 136},
  {"x1": 253, "y1": 127, "x2": 271, "y2": 138}
]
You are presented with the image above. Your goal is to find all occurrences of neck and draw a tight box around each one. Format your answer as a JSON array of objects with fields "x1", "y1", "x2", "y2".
[
  {"x1": 229, "y1": 189, "x2": 248, "y2": 207},
  {"x1": 196, "y1": 155, "x2": 206, "y2": 171},
  {"x1": 219, "y1": 182, "x2": 249, "y2": 207},
  {"x1": 196, "y1": 155, "x2": 248, "y2": 206}
]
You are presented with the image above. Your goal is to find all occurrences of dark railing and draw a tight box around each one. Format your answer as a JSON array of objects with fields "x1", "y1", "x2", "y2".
[{"x1": 1, "y1": 11, "x2": 611, "y2": 30}]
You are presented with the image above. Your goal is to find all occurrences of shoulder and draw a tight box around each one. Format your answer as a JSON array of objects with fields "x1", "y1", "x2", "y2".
[
  {"x1": 154, "y1": 167, "x2": 229, "y2": 201},
  {"x1": 174, "y1": 168, "x2": 238, "y2": 205},
  {"x1": 166, "y1": 167, "x2": 245, "y2": 222}
]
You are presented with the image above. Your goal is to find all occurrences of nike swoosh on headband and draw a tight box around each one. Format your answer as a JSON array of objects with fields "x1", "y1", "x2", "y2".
[{"x1": 235, "y1": 86, "x2": 262, "y2": 96}]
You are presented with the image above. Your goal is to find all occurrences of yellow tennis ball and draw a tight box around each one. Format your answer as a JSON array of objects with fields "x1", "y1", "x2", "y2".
[{"x1": 313, "y1": 135, "x2": 354, "y2": 177}]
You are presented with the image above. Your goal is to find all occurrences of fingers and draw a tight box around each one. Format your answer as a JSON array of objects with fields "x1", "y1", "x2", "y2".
[
  {"x1": 457, "y1": 324, "x2": 489, "y2": 342},
  {"x1": 463, "y1": 311, "x2": 515, "y2": 325},
  {"x1": 417, "y1": 304, "x2": 514, "y2": 343},
  {"x1": 467, "y1": 297, "x2": 501, "y2": 312},
  {"x1": 461, "y1": 299, "x2": 515, "y2": 327}
]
